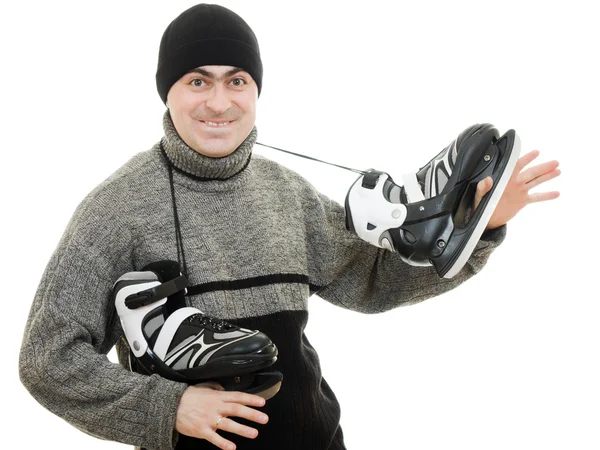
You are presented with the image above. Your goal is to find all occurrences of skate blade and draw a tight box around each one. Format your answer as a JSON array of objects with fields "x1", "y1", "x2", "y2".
[
  {"x1": 219, "y1": 370, "x2": 283, "y2": 400},
  {"x1": 255, "y1": 380, "x2": 282, "y2": 401},
  {"x1": 243, "y1": 371, "x2": 283, "y2": 400},
  {"x1": 442, "y1": 130, "x2": 521, "y2": 278}
]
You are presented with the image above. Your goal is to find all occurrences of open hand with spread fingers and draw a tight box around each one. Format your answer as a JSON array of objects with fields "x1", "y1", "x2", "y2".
[
  {"x1": 176, "y1": 383, "x2": 269, "y2": 450},
  {"x1": 473, "y1": 150, "x2": 560, "y2": 230}
]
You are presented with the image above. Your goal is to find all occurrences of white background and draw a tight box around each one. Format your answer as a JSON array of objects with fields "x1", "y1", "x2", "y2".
[{"x1": 1, "y1": 1, "x2": 598, "y2": 449}]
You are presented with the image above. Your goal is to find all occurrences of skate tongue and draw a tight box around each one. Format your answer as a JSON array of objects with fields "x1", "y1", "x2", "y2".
[{"x1": 414, "y1": 141, "x2": 454, "y2": 200}]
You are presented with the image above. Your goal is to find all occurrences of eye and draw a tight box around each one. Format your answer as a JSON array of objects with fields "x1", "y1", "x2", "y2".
[
  {"x1": 190, "y1": 78, "x2": 206, "y2": 87},
  {"x1": 230, "y1": 77, "x2": 246, "y2": 87}
]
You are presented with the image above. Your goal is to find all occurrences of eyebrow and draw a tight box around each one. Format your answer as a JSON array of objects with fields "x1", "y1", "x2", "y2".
[{"x1": 184, "y1": 67, "x2": 246, "y2": 81}]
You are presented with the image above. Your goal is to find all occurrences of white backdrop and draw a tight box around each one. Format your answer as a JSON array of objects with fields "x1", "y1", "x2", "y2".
[{"x1": 1, "y1": 1, "x2": 597, "y2": 449}]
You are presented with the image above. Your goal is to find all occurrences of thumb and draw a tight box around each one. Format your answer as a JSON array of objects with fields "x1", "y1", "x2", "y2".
[
  {"x1": 473, "y1": 176, "x2": 493, "y2": 212},
  {"x1": 196, "y1": 381, "x2": 225, "y2": 391},
  {"x1": 478, "y1": 176, "x2": 493, "y2": 194}
]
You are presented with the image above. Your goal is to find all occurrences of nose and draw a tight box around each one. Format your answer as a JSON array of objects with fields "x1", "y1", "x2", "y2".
[{"x1": 205, "y1": 84, "x2": 232, "y2": 115}]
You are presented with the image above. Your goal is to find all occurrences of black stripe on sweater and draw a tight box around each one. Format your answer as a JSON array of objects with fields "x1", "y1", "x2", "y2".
[
  {"x1": 186, "y1": 273, "x2": 323, "y2": 296},
  {"x1": 173, "y1": 310, "x2": 347, "y2": 450}
]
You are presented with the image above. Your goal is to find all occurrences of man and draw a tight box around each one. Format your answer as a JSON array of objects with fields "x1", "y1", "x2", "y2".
[{"x1": 19, "y1": 4, "x2": 560, "y2": 450}]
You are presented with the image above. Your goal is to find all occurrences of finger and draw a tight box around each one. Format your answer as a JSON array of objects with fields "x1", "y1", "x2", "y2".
[
  {"x1": 527, "y1": 191, "x2": 560, "y2": 203},
  {"x1": 520, "y1": 160, "x2": 560, "y2": 184},
  {"x1": 473, "y1": 177, "x2": 493, "y2": 211},
  {"x1": 514, "y1": 150, "x2": 540, "y2": 174},
  {"x1": 478, "y1": 176, "x2": 493, "y2": 194},
  {"x1": 220, "y1": 403, "x2": 269, "y2": 425},
  {"x1": 221, "y1": 391, "x2": 266, "y2": 408},
  {"x1": 196, "y1": 381, "x2": 225, "y2": 391},
  {"x1": 525, "y1": 168, "x2": 561, "y2": 190},
  {"x1": 218, "y1": 417, "x2": 259, "y2": 439},
  {"x1": 206, "y1": 431, "x2": 236, "y2": 450}
]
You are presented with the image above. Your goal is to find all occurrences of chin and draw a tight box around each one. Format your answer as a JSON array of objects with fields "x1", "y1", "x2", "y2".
[
  {"x1": 195, "y1": 142, "x2": 238, "y2": 158},
  {"x1": 189, "y1": 129, "x2": 249, "y2": 157},
  {"x1": 211, "y1": 149, "x2": 237, "y2": 158}
]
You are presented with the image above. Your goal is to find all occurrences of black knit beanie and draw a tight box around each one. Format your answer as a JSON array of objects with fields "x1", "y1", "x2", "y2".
[{"x1": 156, "y1": 4, "x2": 263, "y2": 105}]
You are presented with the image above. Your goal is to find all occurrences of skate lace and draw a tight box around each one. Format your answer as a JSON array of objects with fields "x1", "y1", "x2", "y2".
[{"x1": 186, "y1": 314, "x2": 237, "y2": 332}]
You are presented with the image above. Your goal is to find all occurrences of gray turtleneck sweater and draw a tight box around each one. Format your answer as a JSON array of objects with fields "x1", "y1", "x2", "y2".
[{"x1": 19, "y1": 111, "x2": 505, "y2": 450}]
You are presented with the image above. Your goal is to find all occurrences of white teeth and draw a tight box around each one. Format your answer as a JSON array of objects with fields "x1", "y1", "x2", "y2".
[{"x1": 204, "y1": 121, "x2": 230, "y2": 127}]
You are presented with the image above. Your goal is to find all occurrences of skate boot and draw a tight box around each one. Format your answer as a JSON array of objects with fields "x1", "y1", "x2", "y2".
[
  {"x1": 113, "y1": 260, "x2": 282, "y2": 400},
  {"x1": 345, "y1": 123, "x2": 520, "y2": 278}
]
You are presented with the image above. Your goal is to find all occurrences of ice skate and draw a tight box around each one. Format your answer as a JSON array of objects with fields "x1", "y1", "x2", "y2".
[
  {"x1": 345, "y1": 123, "x2": 520, "y2": 278},
  {"x1": 113, "y1": 260, "x2": 283, "y2": 400}
]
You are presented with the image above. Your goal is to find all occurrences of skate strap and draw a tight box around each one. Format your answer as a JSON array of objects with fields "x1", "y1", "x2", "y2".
[
  {"x1": 125, "y1": 275, "x2": 187, "y2": 309},
  {"x1": 404, "y1": 186, "x2": 461, "y2": 224},
  {"x1": 153, "y1": 307, "x2": 200, "y2": 360},
  {"x1": 401, "y1": 172, "x2": 426, "y2": 202}
]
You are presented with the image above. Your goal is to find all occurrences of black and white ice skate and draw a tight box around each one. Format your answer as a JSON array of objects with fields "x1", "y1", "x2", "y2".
[
  {"x1": 113, "y1": 260, "x2": 282, "y2": 400},
  {"x1": 345, "y1": 123, "x2": 520, "y2": 278}
]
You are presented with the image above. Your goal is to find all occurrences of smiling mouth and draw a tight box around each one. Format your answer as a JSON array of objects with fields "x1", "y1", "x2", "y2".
[{"x1": 200, "y1": 120, "x2": 233, "y2": 127}]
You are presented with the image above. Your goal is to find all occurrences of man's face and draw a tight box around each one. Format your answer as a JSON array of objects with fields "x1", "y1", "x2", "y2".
[{"x1": 166, "y1": 65, "x2": 258, "y2": 158}]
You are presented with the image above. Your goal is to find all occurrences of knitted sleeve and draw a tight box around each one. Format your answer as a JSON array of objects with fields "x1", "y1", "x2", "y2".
[
  {"x1": 312, "y1": 194, "x2": 506, "y2": 313},
  {"x1": 18, "y1": 189, "x2": 188, "y2": 450}
]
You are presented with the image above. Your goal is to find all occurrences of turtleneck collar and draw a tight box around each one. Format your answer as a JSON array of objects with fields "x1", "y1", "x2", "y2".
[{"x1": 160, "y1": 109, "x2": 256, "y2": 180}]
